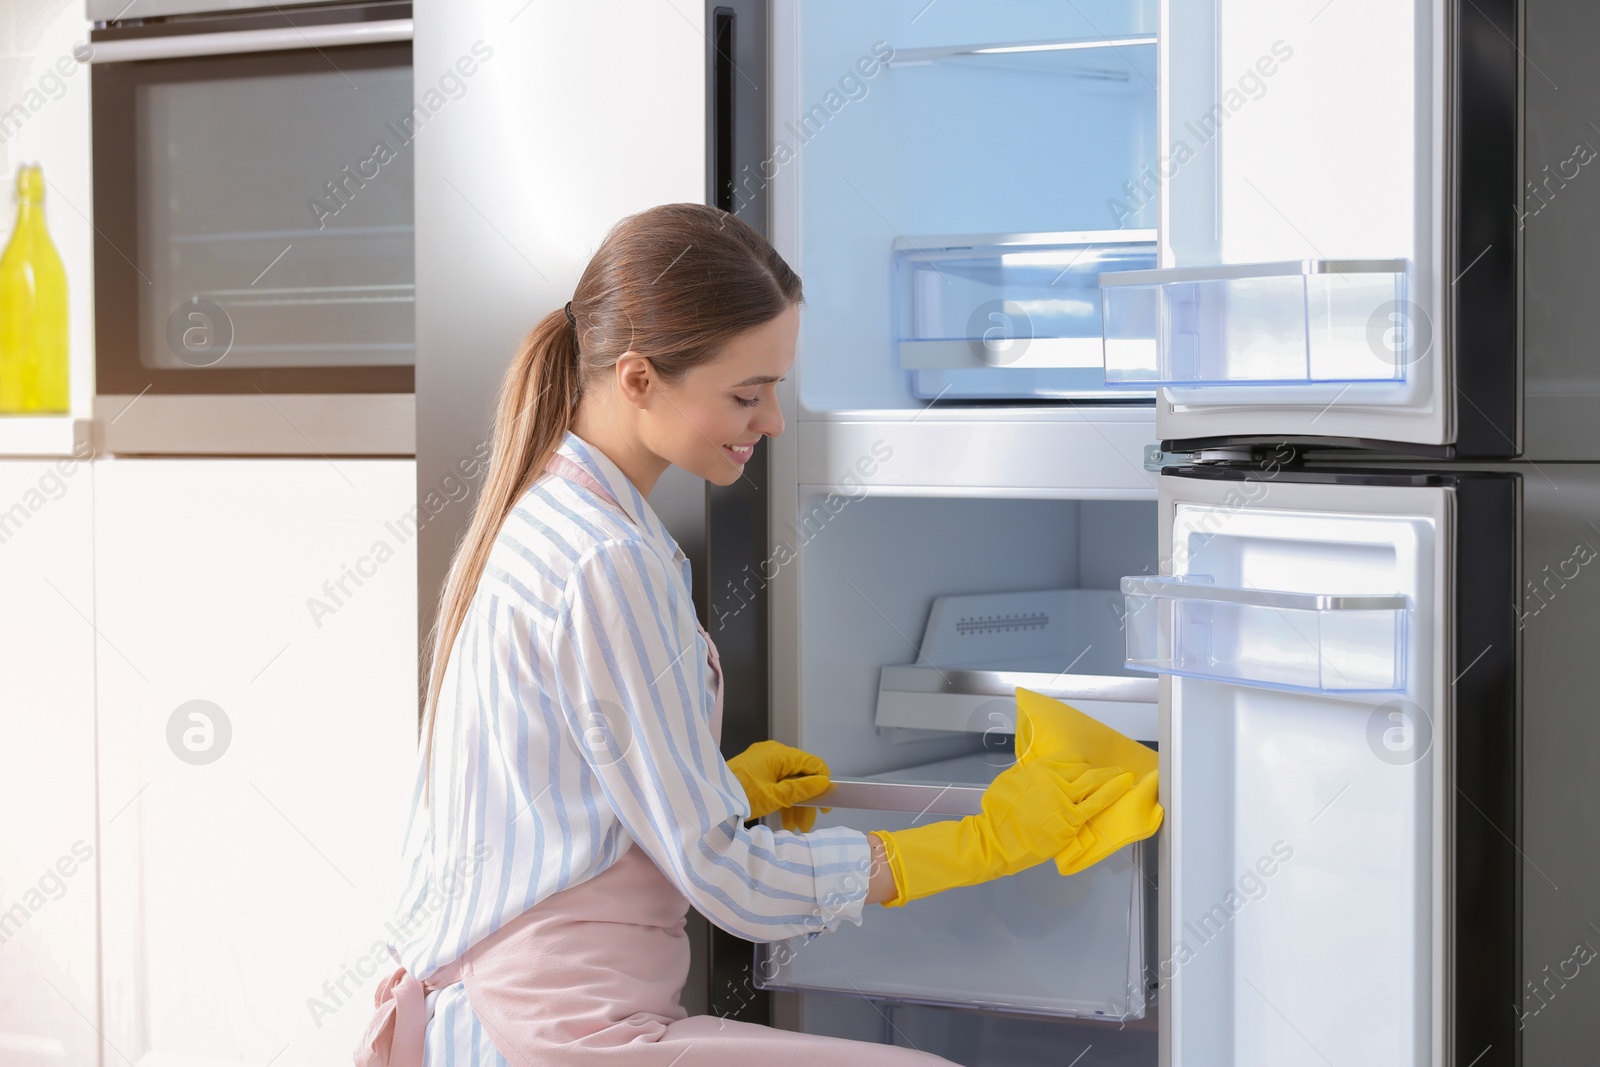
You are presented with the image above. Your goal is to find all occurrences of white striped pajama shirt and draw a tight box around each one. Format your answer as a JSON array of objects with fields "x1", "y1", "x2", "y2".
[{"x1": 378, "y1": 430, "x2": 874, "y2": 1064}]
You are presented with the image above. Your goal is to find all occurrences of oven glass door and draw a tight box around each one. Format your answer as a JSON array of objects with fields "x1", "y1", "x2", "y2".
[{"x1": 92, "y1": 38, "x2": 413, "y2": 394}]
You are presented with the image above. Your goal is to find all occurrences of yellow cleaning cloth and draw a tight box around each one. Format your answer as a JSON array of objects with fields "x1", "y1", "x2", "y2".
[{"x1": 1014, "y1": 686, "x2": 1164, "y2": 876}]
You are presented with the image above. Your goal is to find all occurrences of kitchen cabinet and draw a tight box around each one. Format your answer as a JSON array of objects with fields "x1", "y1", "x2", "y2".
[
  {"x1": 91, "y1": 458, "x2": 418, "y2": 1066},
  {"x1": 0, "y1": 456, "x2": 98, "y2": 1067}
]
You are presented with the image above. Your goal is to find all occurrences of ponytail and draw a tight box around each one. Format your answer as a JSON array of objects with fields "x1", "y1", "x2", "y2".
[{"x1": 420, "y1": 307, "x2": 577, "y2": 806}]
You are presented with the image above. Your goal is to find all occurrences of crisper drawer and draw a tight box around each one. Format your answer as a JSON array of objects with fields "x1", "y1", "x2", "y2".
[{"x1": 755, "y1": 752, "x2": 1152, "y2": 1021}]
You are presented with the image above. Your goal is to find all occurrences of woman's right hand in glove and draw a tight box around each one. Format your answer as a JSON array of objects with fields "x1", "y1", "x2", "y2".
[{"x1": 867, "y1": 758, "x2": 1134, "y2": 907}]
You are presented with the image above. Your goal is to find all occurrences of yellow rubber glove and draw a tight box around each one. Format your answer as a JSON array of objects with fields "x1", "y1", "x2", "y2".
[
  {"x1": 1013, "y1": 687, "x2": 1164, "y2": 875},
  {"x1": 726, "y1": 739, "x2": 833, "y2": 833},
  {"x1": 870, "y1": 757, "x2": 1135, "y2": 907}
]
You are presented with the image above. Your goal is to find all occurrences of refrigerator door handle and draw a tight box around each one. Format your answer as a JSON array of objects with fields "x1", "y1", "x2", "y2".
[
  {"x1": 76, "y1": 19, "x2": 413, "y2": 63},
  {"x1": 792, "y1": 778, "x2": 984, "y2": 816}
]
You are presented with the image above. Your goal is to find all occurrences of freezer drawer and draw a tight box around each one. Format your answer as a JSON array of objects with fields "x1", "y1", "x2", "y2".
[{"x1": 755, "y1": 752, "x2": 1152, "y2": 1020}]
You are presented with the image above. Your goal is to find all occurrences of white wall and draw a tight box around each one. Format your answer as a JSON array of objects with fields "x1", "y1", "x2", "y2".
[{"x1": 0, "y1": 0, "x2": 95, "y2": 417}]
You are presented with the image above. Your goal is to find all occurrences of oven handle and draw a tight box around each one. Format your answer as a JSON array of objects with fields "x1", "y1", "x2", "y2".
[{"x1": 74, "y1": 17, "x2": 412, "y2": 64}]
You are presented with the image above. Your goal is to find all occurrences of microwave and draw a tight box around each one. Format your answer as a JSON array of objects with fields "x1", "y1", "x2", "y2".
[{"x1": 84, "y1": 1, "x2": 414, "y2": 456}]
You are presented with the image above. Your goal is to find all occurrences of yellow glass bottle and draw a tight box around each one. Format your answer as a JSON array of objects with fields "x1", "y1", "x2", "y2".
[{"x1": 0, "y1": 163, "x2": 69, "y2": 414}]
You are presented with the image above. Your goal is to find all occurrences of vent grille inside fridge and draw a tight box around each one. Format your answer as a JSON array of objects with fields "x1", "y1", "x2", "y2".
[
  {"x1": 874, "y1": 587, "x2": 1158, "y2": 742},
  {"x1": 954, "y1": 610, "x2": 1051, "y2": 636}
]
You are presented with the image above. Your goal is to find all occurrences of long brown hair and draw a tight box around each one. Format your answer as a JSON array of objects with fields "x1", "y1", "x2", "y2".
[{"x1": 420, "y1": 203, "x2": 803, "y2": 805}]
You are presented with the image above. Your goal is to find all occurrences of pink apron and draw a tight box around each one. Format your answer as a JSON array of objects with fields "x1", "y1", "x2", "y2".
[{"x1": 355, "y1": 452, "x2": 960, "y2": 1067}]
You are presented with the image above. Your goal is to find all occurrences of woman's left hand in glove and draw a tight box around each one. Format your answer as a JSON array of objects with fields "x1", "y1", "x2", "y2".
[{"x1": 726, "y1": 739, "x2": 834, "y2": 832}]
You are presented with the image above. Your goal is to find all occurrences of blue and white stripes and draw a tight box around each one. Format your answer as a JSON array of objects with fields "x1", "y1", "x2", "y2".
[{"x1": 381, "y1": 431, "x2": 873, "y2": 1033}]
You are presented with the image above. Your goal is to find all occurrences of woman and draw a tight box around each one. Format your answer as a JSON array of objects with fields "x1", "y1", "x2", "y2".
[{"x1": 355, "y1": 203, "x2": 1136, "y2": 1066}]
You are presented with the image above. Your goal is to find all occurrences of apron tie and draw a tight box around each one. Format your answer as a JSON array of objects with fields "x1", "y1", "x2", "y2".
[{"x1": 353, "y1": 949, "x2": 464, "y2": 1067}]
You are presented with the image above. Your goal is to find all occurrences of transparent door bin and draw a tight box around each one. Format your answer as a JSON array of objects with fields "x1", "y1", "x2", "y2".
[
  {"x1": 1120, "y1": 575, "x2": 1408, "y2": 693},
  {"x1": 894, "y1": 232, "x2": 1157, "y2": 401},
  {"x1": 1098, "y1": 260, "x2": 1410, "y2": 387},
  {"x1": 875, "y1": 588, "x2": 1158, "y2": 742},
  {"x1": 759, "y1": 753, "x2": 1149, "y2": 1020}
]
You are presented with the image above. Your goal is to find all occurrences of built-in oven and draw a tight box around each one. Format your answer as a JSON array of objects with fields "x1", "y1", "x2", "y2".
[{"x1": 83, "y1": 0, "x2": 414, "y2": 455}]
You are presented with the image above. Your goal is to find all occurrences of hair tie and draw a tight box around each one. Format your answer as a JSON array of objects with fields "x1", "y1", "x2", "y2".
[{"x1": 563, "y1": 301, "x2": 576, "y2": 328}]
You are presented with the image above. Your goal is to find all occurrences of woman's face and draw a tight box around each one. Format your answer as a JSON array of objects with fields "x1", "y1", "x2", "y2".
[{"x1": 642, "y1": 303, "x2": 797, "y2": 487}]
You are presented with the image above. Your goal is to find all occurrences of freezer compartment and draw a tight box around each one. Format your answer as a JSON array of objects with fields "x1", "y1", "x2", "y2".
[
  {"x1": 894, "y1": 232, "x2": 1157, "y2": 401},
  {"x1": 760, "y1": 752, "x2": 1151, "y2": 1020},
  {"x1": 875, "y1": 587, "x2": 1158, "y2": 741},
  {"x1": 1120, "y1": 575, "x2": 1407, "y2": 693},
  {"x1": 1098, "y1": 260, "x2": 1409, "y2": 387},
  {"x1": 793, "y1": 495, "x2": 1158, "y2": 775}
]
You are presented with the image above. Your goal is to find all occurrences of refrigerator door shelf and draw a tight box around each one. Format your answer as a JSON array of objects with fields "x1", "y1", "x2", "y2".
[
  {"x1": 1098, "y1": 259, "x2": 1408, "y2": 388},
  {"x1": 761, "y1": 752, "x2": 1150, "y2": 1021},
  {"x1": 1120, "y1": 574, "x2": 1409, "y2": 693}
]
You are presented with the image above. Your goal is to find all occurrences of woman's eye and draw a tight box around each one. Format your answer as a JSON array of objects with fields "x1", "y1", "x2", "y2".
[{"x1": 735, "y1": 394, "x2": 760, "y2": 407}]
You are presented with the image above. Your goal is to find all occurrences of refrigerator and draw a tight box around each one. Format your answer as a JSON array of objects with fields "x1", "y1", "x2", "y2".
[{"x1": 415, "y1": 0, "x2": 1600, "y2": 1064}]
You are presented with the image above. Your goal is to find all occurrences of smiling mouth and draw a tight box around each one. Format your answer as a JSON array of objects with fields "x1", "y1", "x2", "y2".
[{"x1": 725, "y1": 443, "x2": 755, "y2": 454}]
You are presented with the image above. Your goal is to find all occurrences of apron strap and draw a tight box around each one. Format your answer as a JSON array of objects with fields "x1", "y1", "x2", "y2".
[{"x1": 545, "y1": 451, "x2": 621, "y2": 512}]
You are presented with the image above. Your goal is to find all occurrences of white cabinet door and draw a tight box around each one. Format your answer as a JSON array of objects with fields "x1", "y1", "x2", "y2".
[
  {"x1": 0, "y1": 456, "x2": 99, "y2": 1067},
  {"x1": 92, "y1": 459, "x2": 419, "y2": 1066}
]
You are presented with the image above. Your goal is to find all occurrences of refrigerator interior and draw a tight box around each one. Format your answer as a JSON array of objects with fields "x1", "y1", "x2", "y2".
[
  {"x1": 776, "y1": 491, "x2": 1162, "y2": 1063},
  {"x1": 785, "y1": 0, "x2": 1158, "y2": 410}
]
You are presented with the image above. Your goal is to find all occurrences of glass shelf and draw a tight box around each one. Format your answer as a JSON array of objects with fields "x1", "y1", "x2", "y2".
[
  {"x1": 886, "y1": 35, "x2": 1158, "y2": 70},
  {"x1": 1120, "y1": 575, "x2": 1408, "y2": 693},
  {"x1": 895, "y1": 231, "x2": 1157, "y2": 401},
  {"x1": 1098, "y1": 259, "x2": 1410, "y2": 387}
]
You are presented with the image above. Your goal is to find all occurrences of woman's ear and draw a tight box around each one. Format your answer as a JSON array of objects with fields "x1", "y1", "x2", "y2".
[{"x1": 613, "y1": 352, "x2": 655, "y2": 409}]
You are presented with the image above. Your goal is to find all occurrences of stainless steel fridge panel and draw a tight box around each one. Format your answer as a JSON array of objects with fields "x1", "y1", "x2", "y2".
[
  {"x1": 1518, "y1": 466, "x2": 1600, "y2": 1063},
  {"x1": 1523, "y1": 0, "x2": 1600, "y2": 461},
  {"x1": 412, "y1": 0, "x2": 706, "y2": 707}
]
